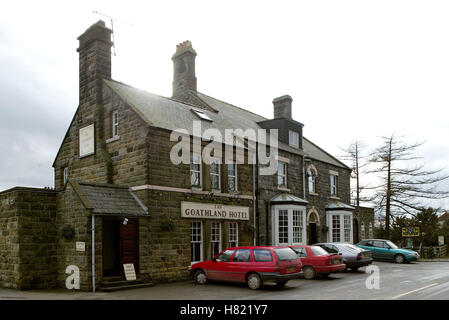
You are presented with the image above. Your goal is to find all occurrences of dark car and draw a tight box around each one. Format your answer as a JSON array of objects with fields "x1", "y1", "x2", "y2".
[
  {"x1": 190, "y1": 246, "x2": 302, "y2": 289},
  {"x1": 315, "y1": 242, "x2": 373, "y2": 271},
  {"x1": 356, "y1": 239, "x2": 419, "y2": 263}
]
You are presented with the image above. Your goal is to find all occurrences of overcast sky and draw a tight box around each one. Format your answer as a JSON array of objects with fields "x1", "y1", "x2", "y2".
[{"x1": 1, "y1": 0, "x2": 448, "y2": 210}]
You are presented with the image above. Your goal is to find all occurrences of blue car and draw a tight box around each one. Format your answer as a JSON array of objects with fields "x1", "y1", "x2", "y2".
[{"x1": 355, "y1": 239, "x2": 420, "y2": 264}]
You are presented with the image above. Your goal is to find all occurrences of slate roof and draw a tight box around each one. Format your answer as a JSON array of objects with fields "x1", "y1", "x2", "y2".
[
  {"x1": 69, "y1": 180, "x2": 149, "y2": 216},
  {"x1": 103, "y1": 78, "x2": 348, "y2": 169},
  {"x1": 325, "y1": 201, "x2": 355, "y2": 211},
  {"x1": 438, "y1": 212, "x2": 449, "y2": 222},
  {"x1": 270, "y1": 193, "x2": 308, "y2": 205}
]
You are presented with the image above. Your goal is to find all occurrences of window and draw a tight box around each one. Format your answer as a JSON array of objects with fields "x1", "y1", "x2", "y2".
[
  {"x1": 307, "y1": 169, "x2": 316, "y2": 193},
  {"x1": 253, "y1": 249, "x2": 273, "y2": 262},
  {"x1": 368, "y1": 222, "x2": 373, "y2": 238},
  {"x1": 227, "y1": 163, "x2": 237, "y2": 192},
  {"x1": 216, "y1": 249, "x2": 234, "y2": 262},
  {"x1": 112, "y1": 110, "x2": 119, "y2": 137},
  {"x1": 291, "y1": 247, "x2": 307, "y2": 257},
  {"x1": 361, "y1": 222, "x2": 365, "y2": 240},
  {"x1": 190, "y1": 222, "x2": 202, "y2": 263},
  {"x1": 292, "y1": 210, "x2": 303, "y2": 243},
  {"x1": 190, "y1": 153, "x2": 202, "y2": 188},
  {"x1": 211, "y1": 222, "x2": 222, "y2": 259},
  {"x1": 191, "y1": 109, "x2": 213, "y2": 122},
  {"x1": 274, "y1": 248, "x2": 298, "y2": 261},
  {"x1": 233, "y1": 249, "x2": 251, "y2": 262},
  {"x1": 372, "y1": 240, "x2": 384, "y2": 248},
  {"x1": 210, "y1": 159, "x2": 220, "y2": 190},
  {"x1": 332, "y1": 215, "x2": 341, "y2": 242},
  {"x1": 289, "y1": 130, "x2": 299, "y2": 148},
  {"x1": 63, "y1": 167, "x2": 69, "y2": 185},
  {"x1": 274, "y1": 207, "x2": 306, "y2": 245},
  {"x1": 310, "y1": 246, "x2": 329, "y2": 256},
  {"x1": 228, "y1": 222, "x2": 238, "y2": 248},
  {"x1": 277, "y1": 162, "x2": 287, "y2": 187},
  {"x1": 344, "y1": 215, "x2": 351, "y2": 242},
  {"x1": 330, "y1": 174, "x2": 338, "y2": 196}
]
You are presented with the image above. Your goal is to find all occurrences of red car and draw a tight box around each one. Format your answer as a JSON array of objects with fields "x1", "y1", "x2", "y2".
[
  {"x1": 190, "y1": 246, "x2": 303, "y2": 289},
  {"x1": 290, "y1": 245, "x2": 346, "y2": 279}
]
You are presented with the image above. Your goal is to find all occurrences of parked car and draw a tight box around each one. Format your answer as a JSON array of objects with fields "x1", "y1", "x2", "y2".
[
  {"x1": 190, "y1": 246, "x2": 302, "y2": 289},
  {"x1": 289, "y1": 245, "x2": 346, "y2": 279},
  {"x1": 315, "y1": 242, "x2": 373, "y2": 271},
  {"x1": 355, "y1": 239, "x2": 420, "y2": 263}
]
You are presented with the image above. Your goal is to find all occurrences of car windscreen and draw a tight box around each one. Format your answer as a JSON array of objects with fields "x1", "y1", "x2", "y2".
[
  {"x1": 310, "y1": 246, "x2": 329, "y2": 256},
  {"x1": 386, "y1": 241, "x2": 399, "y2": 249},
  {"x1": 342, "y1": 244, "x2": 362, "y2": 252},
  {"x1": 274, "y1": 248, "x2": 298, "y2": 261}
]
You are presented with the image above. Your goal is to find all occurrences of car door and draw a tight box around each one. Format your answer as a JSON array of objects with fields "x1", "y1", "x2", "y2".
[
  {"x1": 207, "y1": 249, "x2": 234, "y2": 281},
  {"x1": 227, "y1": 248, "x2": 252, "y2": 283},
  {"x1": 372, "y1": 240, "x2": 387, "y2": 260}
]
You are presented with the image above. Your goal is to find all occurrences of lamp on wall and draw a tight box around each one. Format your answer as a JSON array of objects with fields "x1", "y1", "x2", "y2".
[{"x1": 122, "y1": 218, "x2": 129, "y2": 226}]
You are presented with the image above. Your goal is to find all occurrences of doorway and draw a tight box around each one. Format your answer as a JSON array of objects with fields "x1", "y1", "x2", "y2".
[
  {"x1": 309, "y1": 222, "x2": 317, "y2": 244},
  {"x1": 102, "y1": 218, "x2": 139, "y2": 277},
  {"x1": 353, "y1": 219, "x2": 359, "y2": 244}
]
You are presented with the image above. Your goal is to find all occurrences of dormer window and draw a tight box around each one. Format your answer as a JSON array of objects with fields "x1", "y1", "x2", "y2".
[
  {"x1": 191, "y1": 109, "x2": 212, "y2": 122},
  {"x1": 289, "y1": 130, "x2": 299, "y2": 148}
]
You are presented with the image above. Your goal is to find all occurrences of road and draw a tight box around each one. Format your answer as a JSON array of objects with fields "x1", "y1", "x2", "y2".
[{"x1": 0, "y1": 261, "x2": 448, "y2": 300}]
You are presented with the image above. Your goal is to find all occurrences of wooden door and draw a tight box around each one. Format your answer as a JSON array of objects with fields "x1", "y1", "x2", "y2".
[{"x1": 119, "y1": 219, "x2": 139, "y2": 274}]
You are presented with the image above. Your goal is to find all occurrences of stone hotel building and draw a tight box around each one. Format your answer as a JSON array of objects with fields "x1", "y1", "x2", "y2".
[{"x1": 0, "y1": 21, "x2": 373, "y2": 291}]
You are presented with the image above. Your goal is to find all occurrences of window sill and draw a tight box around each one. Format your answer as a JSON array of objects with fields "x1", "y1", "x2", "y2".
[
  {"x1": 330, "y1": 196, "x2": 340, "y2": 200},
  {"x1": 191, "y1": 187, "x2": 203, "y2": 192},
  {"x1": 106, "y1": 136, "x2": 120, "y2": 144},
  {"x1": 277, "y1": 186, "x2": 291, "y2": 192},
  {"x1": 308, "y1": 192, "x2": 319, "y2": 196}
]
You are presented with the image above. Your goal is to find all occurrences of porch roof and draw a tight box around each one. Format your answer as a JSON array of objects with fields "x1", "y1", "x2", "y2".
[
  {"x1": 325, "y1": 200, "x2": 355, "y2": 212},
  {"x1": 270, "y1": 193, "x2": 308, "y2": 205},
  {"x1": 69, "y1": 180, "x2": 149, "y2": 217}
]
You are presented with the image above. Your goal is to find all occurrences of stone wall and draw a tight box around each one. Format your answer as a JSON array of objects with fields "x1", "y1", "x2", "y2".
[{"x1": 0, "y1": 187, "x2": 58, "y2": 290}]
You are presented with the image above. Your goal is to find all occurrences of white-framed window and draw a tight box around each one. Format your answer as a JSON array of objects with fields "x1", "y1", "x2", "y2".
[
  {"x1": 368, "y1": 222, "x2": 373, "y2": 238},
  {"x1": 63, "y1": 167, "x2": 69, "y2": 185},
  {"x1": 307, "y1": 169, "x2": 316, "y2": 193},
  {"x1": 190, "y1": 221, "x2": 202, "y2": 264},
  {"x1": 273, "y1": 206, "x2": 306, "y2": 245},
  {"x1": 190, "y1": 153, "x2": 202, "y2": 188},
  {"x1": 277, "y1": 162, "x2": 287, "y2": 187},
  {"x1": 344, "y1": 215, "x2": 351, "y2": 242},
  {"x1": 361, "y1": 222, "x2": 365, "y2": 240},
  {"x1": 211, "y1": 222, "x2": 222, "y2": 258},
  {"x1": 289, "y1": 130, "x2": 299, "y2": 148},
  {"x1": 228, "y1": 222, "x2": 238, "y2": 248},
  {"x1": 112, "y1": 110, "x2": 119, "y2": 137},
  {"x1": 327, "y1": 212, "x2": 353, "y2": 243},
  {"x1": 227, "y1": 163, "x2": 237, "y2": 192},
  {"x1": 330, "y1": 174, "x2": 338, "y2": 196},
  {"x1": 210, "y1": 158, "x2": 221, "y2": 190}
]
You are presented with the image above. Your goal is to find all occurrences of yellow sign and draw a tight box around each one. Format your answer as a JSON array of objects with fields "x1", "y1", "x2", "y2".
[{"x1": 402, "y1": 227, "x2": 420, "y2": 237}]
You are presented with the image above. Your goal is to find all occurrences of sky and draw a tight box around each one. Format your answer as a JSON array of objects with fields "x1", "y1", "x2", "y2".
[{"x1": 1, "y1": 0, "x2": 448, "y2": 211}]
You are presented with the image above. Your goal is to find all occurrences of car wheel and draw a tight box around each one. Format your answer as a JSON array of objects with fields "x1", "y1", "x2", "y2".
[
  {"x1": 247, "y1": 273, "x2": 263, "y2": 290},
  {"x1": 303, "y1": 266, "x2": 316, "y2": 280},
  {"x1": 350, "y1": 267, "x2": 359, "y2": 272},
  {"x1": 394, "y1": 254, "x2": 406, "y2": 264},
  {"x1": 276, "y1": 280, "x2": 288, "y2": 287},
  {"x1": 194, "y1": 270, "x2": 208, "y2": 285}
]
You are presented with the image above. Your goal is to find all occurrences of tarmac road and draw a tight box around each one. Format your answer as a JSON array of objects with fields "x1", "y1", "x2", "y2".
[{"x1": 0, "y1": 261, "x2": 448, "y2": 300}]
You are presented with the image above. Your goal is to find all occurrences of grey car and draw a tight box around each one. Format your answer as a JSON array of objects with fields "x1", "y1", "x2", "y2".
[{"x1": 315, "y1": 242, "x2": 373, "y2": 271}]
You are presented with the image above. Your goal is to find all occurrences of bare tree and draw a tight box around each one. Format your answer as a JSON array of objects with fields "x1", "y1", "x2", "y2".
[
  {"x1": 368, "y1": 134, "x2": 449, "y2": 239},
  {"x1": 339, "y1": 140, "x2": 372, "y2": 207}
]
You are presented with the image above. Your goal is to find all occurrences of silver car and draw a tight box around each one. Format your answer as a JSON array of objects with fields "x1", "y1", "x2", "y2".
[{"x1": 315, "y1": 243, "x2": 373, "y2": 271}]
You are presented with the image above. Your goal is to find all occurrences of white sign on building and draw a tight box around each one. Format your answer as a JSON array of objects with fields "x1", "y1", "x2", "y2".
[
  {"x1": 181, "y1": 201, "x2": 249, "y2": 221},
  {"x1": 79, "y1": 123, "x2": 95, "y2": 158}
]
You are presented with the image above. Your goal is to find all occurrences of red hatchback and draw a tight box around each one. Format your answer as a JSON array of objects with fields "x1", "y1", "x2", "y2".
[
  {"x1": 190, "y1": 246, "x2": 303, "y2": 289},
  {"x1": 290, "y1": 245, "x2": 346, "y2": 280}
]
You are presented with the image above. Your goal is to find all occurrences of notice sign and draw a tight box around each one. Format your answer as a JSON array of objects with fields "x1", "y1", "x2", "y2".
[
  {"x1": 75, "y1": 242, "x2": 85, "y2": 252},
  {"x1": 79, "y1": 123, "x2": 95, "y2": 158},
  {"x1": 181, "y1": 201, "x2": 249, "y2": 221},
  {"x1": 402, "y1": 227, "x2": 420, "y2": 237},
  {"x1": 123, "y1": 263, "x2": 137, "y2": 281},
  {"x1": 439, "y1": 236, "x2": 444, "y2": 246}
]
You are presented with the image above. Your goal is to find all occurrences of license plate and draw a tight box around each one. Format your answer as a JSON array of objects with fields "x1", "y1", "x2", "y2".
[{"x1": 286, "y1": 266, "x2": 296, "y2": 273}]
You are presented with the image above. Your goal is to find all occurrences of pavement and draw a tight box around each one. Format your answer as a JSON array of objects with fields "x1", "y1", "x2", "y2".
[{"x1": 1, "y1": 261, "x2": 449, "y2": 300}]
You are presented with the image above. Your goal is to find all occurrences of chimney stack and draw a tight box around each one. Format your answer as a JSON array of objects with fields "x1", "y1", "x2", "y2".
[
  {"x1": 172, "y1": 40, "x2": 197, "y2": 99},
  {"x1": 77, "y1": 20, "x2": 113, "y2": 105},
  {"x1": 273, "y1": 95, "x2": 293, "y2": 119}
]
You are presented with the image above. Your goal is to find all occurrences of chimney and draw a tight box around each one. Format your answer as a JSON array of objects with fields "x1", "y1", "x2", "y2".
[
  {"x1": 77, "y1": 20, "x2": 113, "y2": 106},
  {"x1": 273, "y1": 95, "x2": 293, "y2": 119},
  {"x1": 172, "y1": 40, "x2": 197, "y2": 99}
]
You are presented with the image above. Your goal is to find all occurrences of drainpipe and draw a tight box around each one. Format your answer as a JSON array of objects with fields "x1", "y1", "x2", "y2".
[
  {"x1": 302, "y1": 155, "x2": 307, "y2": 201},
  {"x1": 253, "y1": 162, "x2": 256, "y2": 246},
  {"x1": 92, "y1": 214, "x2": 96, "y2": 293}
]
